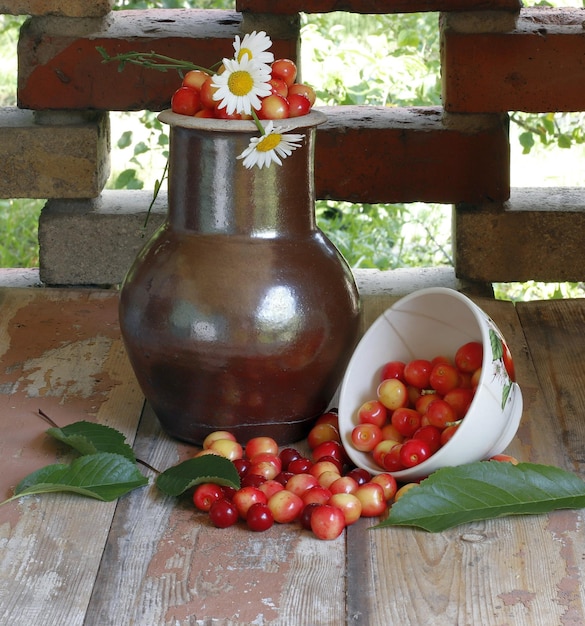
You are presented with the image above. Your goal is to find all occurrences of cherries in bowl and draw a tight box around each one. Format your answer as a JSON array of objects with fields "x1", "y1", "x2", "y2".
[{"x1": 337, "y1": 287, "x2": 523, "y2": 481}]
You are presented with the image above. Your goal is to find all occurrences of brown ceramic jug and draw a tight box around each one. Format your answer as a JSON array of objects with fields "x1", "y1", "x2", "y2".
[{"x1": 119, "y1": 110, "x2": 360, "y2": 445}]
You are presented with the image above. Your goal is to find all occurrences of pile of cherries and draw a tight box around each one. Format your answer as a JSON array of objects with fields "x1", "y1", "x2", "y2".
[
  {"x1": 171, "y1": 58, "x2": 316, "y2": 120},
  {"x1": 349, "y1": 341, "x2": 484, "y2": 472},
  {"x1": 192, "y1": 412, "x2": 402, "y2": 540}
]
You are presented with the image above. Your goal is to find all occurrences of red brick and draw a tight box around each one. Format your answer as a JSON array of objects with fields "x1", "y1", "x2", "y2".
[
  {"x1": 314, "y1": 106, "x2": 509, "y2": 204},
  {"x1": 0, "y1": 0, "x2": 113, "y2": 17},
  {"x1": 454, "y1": 188, "x2": 585, "y2": 282},
  {"x1": 236, "y1": 0, "x2": 521, "y2": 14},
  {"x1": 442, "y1": 7, "x2": 585, "y2": 113},
  {"x1": 17, "y1": 10, "x2": 299, "y2": 111}
]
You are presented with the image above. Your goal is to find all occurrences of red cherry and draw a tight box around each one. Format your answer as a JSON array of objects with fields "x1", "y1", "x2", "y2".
[
  {"x1": 257, "y1": 93, "x2": 290, "y2": 119},
  {"x1": 287, "y1": 93, "x2": 311, "y2": 118},
  {"x1": 171, "y1": 86, "x2": 201, "y2": 116},
  {"x1": 271, "y1": 58, "x2": 297, "y2": 87}
]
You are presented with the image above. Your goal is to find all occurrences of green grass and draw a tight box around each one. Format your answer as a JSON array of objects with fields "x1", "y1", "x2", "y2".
[{"x1": 0, "y1": 199, "x2": 43, "y2": 268}]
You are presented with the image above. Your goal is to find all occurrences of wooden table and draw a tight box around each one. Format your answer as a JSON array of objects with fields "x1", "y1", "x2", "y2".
[{"x1": 1, "y1": 286, "x2": 584, "y2": 626}]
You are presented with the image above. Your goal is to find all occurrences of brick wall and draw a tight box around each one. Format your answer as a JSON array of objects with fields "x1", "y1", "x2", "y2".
[{"x1": 1, "y1": 0, "x2": 584, "y2": 285}]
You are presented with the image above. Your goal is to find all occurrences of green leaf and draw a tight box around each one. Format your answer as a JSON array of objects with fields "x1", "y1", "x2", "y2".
[
  {"x1": 489, "y1": 328, "x2": 503, "y2": 361},
  {"x1": 376, "y1": 462, "x2": 585, "y2": 533},
  {"x1": 117, "y1": 130, "x2": 133, "y2": 149},
  {"x1": 518, "y1": 131, "x2": 535, "y2": 154},
  {"x1": 11, "y1": 453, "x2": 148, "y2": 503},
  {"x1": 558, "y1": 133, "x2": 572, "y2": 149},
  {"x1": 47, "y1": 421, "x2": 136, "y2": 462},
  {"x1": 501, "y1": 382, "x2": 512, "y2": 410},
  {"x1": 156, "y1": 455, "x2": 240, "y2": 497},
  {"x1": 113, "y1": 168, "x2": 144, "y2": 190},
  {"x1": 133, "y1": 141, "x2": 149, "y2": 157}
]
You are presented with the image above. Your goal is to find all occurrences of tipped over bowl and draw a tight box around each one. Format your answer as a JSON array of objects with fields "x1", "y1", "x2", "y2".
[{"x1": 337, "y1": 287, "x2": 523, "y2": 481}]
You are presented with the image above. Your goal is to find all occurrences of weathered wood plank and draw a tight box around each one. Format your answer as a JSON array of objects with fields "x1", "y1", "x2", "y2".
[
  {"x1": 346, "y1": 297, "x2": 584, "y2": 625},
  {"x1": 0, "y1": 288, "x2": 145, "y2": 626},
  {"x1": 516, "y1": 298, "x2": 585, "y2": 474},
  {"x1": 3, "y1": 287, "x2": 585, "y2": 625}
]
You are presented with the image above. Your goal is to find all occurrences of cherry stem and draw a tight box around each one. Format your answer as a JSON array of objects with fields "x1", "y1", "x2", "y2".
[
  {"x1": 37, "y1": 409, "x2": 161, "y2": 474},
  {"x1": 37, "y1": 409, "x2": 60, "y2": 428}
]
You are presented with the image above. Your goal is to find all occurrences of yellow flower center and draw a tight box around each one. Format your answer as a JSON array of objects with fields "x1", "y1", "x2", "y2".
[
  {"x1": 237, "y1": 48, "x2": 253, "y2": 62},
  {"x1": 257, "y1": 133, "x2": 282, "y2": 152},
  {"x1": 228, "y1": 70, "x2": 254, "y2": 96}
]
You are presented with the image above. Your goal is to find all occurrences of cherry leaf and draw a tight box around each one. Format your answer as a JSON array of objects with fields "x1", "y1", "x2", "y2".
[
  {"x1": 47, "y1": 421, "x2": 136, "y2": 461},
  {"x1": 377, "y1": 461, "x2": 585, "y2": 533},
  {"x1": 8, "y1": 453, "x2": 148, "y2": 503},
  {"x1": 156, "y1": 455, "x2": 240, "y2": 496}
]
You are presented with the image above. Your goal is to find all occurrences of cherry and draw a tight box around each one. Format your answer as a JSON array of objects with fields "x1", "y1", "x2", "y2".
[
  {"x1": 412, "y1": 424, "x2": 442, "y2": 454},
  {"x1": 379, "y1": 360, "x2": 406, "y2": 382},
  {"x1": 299, "y1": 502, "x2": 319, "y2": 531},
  {"x1": 233, "y1": 457, "x2": 251, "y2": 479},
  {"x1": 355, "y1": 483, "x2": 387, "y2": 517},
  {"x1": 267, "y1": 489, "x2": 304, "y2": 524},
  {"x1": 199, "y1": 76, "x2": 219, "y2": 109},
  {"x1": 329, "y1": 493, "x2": 362, "y2": 526},
  {"x1": 246, "y1": 502, "x2": 274, "y2": 532},
  {"x1": 425, "y1": 398, "x2": 457, "y2": 429},
  {"x1": 287, "y1": 82, "x2": 316, "y2": 106},
  {"x1": 232, "y1": 486, "x2": 267, "y2": 519},
  {"x1": 377, "y1": 378, "x2": 408, "y2": 410},
  {"x1": 209, "y1": 498, "x2": 238, "y2": 528},
  {"x1": 257, "y1": 93, "x2": 289, "y2": 120},
  {"x1": 311, "y1": 440, "x2": 345, "y2": 464},
  {"x1": 307, "y1": 422, "x2": 340, "y2": 449},
  {"x1": 182, "y1": 69, "x2": 210, "y2": 90},
  {"x1": 267, "y1": 77, "x2": 288, "y2": 97},
  {"x1": 240, "y1": 473, "x2": 267, "y2": 488},
  {"x1": 345, "y1": 467, "x2": 372, "y2": 486},
  {"x1": 274, "y1": 471, "x2": 294, "y2": 487},
  {"x1": 382, "y1": 444, "x2": 405, "y2": 472},
  {"x1": 443, "y1": 387, "x2": 474, "y2": 419},
  {"x1": 245, "y1": 436, "x2": 279, "y2": 459},
  {"x1": 400, "y1": 438, "x2": 432, "y2": 468},
  {"x1": 288, "y1": 457, "x2": 313, "y2": 474},
  {"x1": 287, "y1": 93, "x2": 311, "y2": 118},
  {"x1": 429, "y1": 362, "x2": 460, "y2": 395},
  {"x1": 310, "y1": 504, "x2": 345, "y2": 540},
  {"x1": 391, "y1": 407, "x2": 421, "y2": 438},
  {"x1": 271, "y1": 58, "x2": 297, "y2": 86},
  {"x1": 193, "y1": 482, "x2": 223, "y2": 512},
  {"x1": 279, "y1": 447, "x2": 302, "y2": 470},
  {"x1": 301, "y1": 485, "x2": 332, "y2": 506},
  {"x1": 455, "y1": 341, "x2": 483, "y2": 373},
  {"x1": 171, "y1": 86, "x2": 201, "y2": 116},
  {"x1": 403, "y1": 359, "x2": 433, "y2": 389},
  {"x1": 370, "y1": 473, "x2": 398, "y2": 501},
  {"x1": 357, "y1": 399, "x2": 387, "y2": 428},
  {"x1": 351, "y1": 423, "x2": 383, "y2": 452}
]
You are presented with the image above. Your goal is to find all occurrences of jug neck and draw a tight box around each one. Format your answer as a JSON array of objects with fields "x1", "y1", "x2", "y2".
[{"x1": 164, "y1": 113, "x2": 325, "y2": 237}]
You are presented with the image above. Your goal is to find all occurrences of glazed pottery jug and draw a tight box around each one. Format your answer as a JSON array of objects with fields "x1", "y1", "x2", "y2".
[{"x1": 119, "y1": 109, "x2": 360, "y2": 445}]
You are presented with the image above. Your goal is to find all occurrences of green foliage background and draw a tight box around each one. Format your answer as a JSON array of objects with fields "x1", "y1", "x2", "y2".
[{"x1": 0, "y1": 0, "x2": 583, "y2": 300}]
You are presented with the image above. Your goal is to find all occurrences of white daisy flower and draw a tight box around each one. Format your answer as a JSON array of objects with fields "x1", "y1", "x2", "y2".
[
  {"x1": 233, "y1": 31, "x2": 274, "y2": 65},
  {"x1": 212, "y1": 55, "x2": 272, "y2": 115},
  {"x1": 237, "y1": 121, "x2": 305, "y2": 169}
]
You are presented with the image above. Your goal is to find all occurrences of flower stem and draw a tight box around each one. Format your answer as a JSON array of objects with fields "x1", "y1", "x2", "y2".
[
  {"x1": 251, "y1": 110, "x2": 266, "y2": 136},
  {"x1": 97, "y1": 47, "x2": 217, "y2": 75}
]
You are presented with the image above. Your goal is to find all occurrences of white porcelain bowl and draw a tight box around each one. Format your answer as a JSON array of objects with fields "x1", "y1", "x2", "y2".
[{"x1": 338, "y1": 287, "x2": 523, "y2": 481}]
